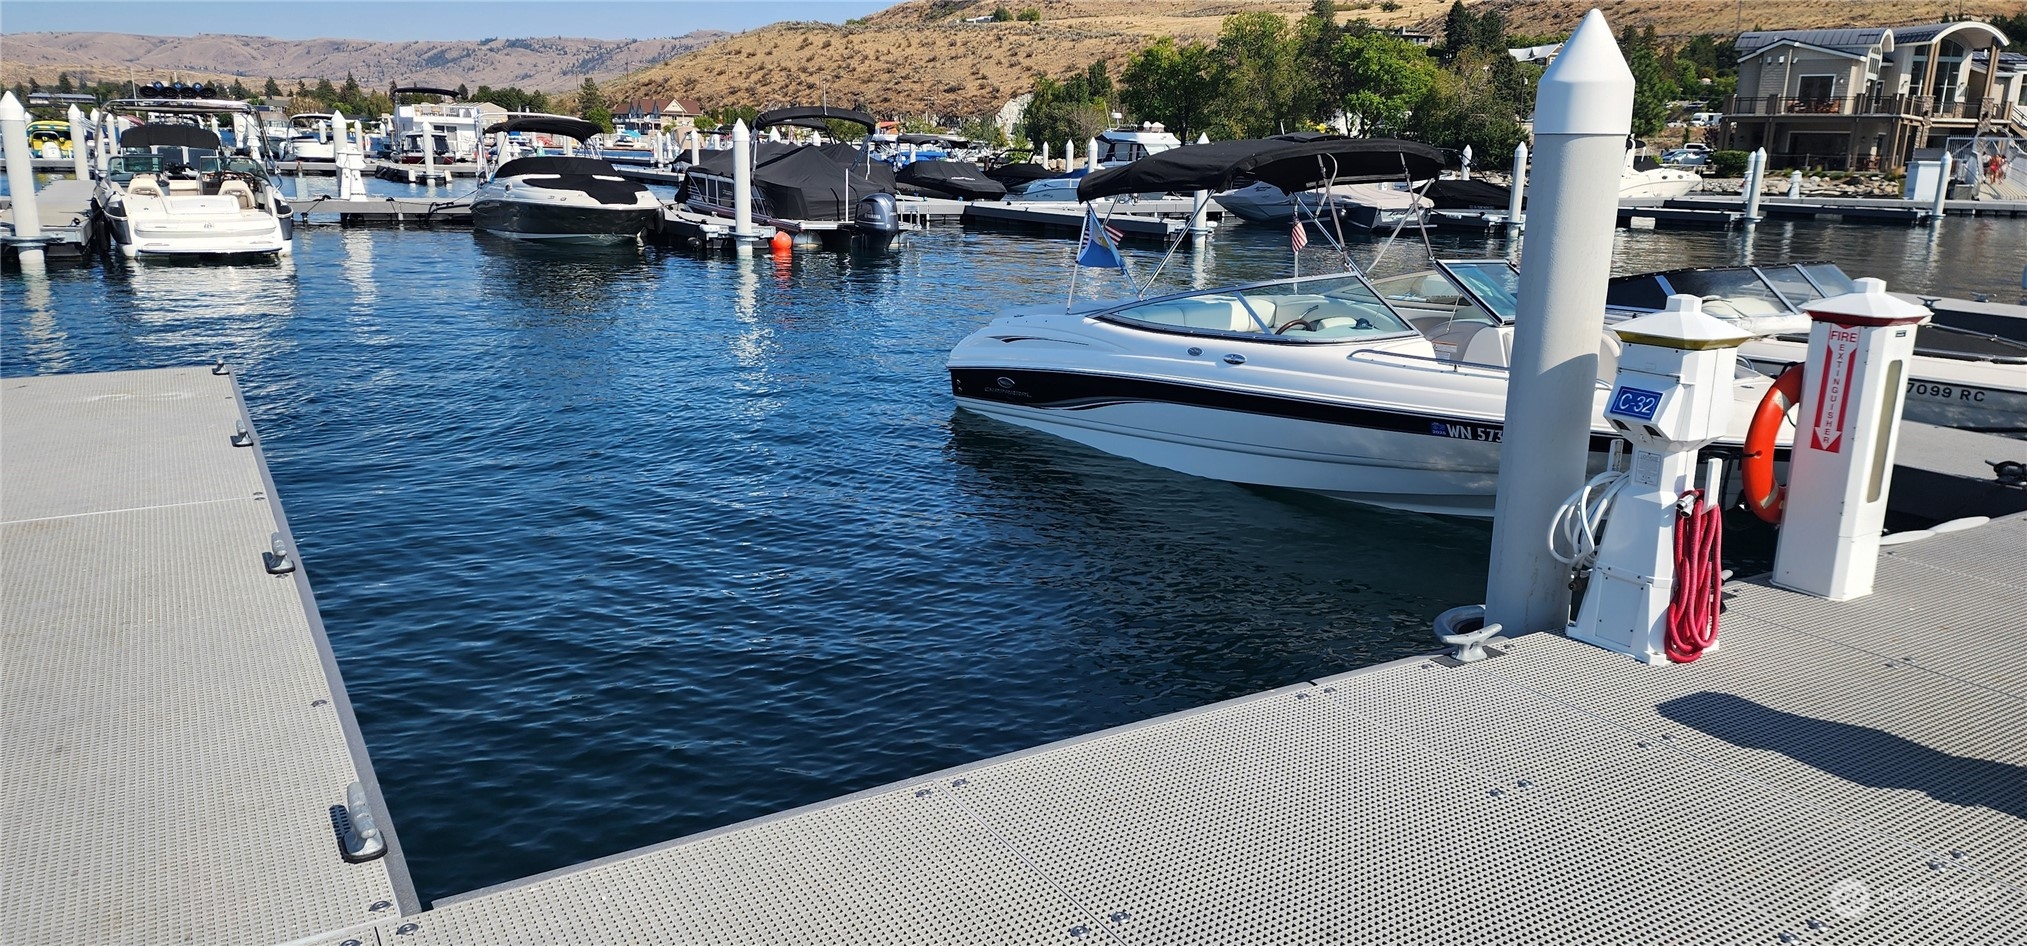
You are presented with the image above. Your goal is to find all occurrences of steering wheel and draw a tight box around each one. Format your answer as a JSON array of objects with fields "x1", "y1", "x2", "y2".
[
  {"x1": 214, "y1": 170, "x2": 260, "y2": 184},
  {"x1": 1275, "y1": 319, "x2": 1313, "y2": 335}
]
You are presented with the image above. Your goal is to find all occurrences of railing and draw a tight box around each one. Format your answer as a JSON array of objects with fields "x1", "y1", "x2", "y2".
[
  {"x1": 1946, "y1": 137, "x2": 2027, "y2": 201},
  {"x1": 1724, "y1": 94, "x2": 2005, "y2": 121}
]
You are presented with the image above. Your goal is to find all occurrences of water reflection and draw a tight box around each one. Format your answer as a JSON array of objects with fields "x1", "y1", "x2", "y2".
[
  {"x1": 8, "y1": 269, "x2": 67, "y2": 372},
  {"x1": 472, "y1": 233, "x2": 649, "y2": 327}
]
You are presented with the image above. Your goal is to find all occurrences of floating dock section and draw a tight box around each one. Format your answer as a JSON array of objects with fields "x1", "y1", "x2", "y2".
[
  {"x1": 3, "y1": 366, "x2": 2021, "y2": 944},
  {"x1": 0, "y1": 367, "x2": 417, "y2": 946}
]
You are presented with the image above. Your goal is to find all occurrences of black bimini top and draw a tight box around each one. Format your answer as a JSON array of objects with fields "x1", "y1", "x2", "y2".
[
  {"x1": 392, "y1": 86, "x2": 459, "y2": 97},
  {"x1": 896, "y1": 159, "x2": 1007, "y2": 201},
  {"x1": 482, "y1": 116, "x2": 603, "y2": 142},
  {"x1": 120, "y1": 124, "x2": 222, "y2": 150},
  {"x1": 755, "y1": 106, "x2": 878, "y2": 132},
  {"x1": 1078, "y1": 136, "x2": 1445, "y2": 201}
]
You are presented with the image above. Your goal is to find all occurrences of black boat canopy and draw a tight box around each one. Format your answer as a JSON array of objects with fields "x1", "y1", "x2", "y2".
[
  {"x1": 120, "y1": 123, "x2": 222, "y2": 150},
  {"x1": 897, "y1": 132, "x2": 968, "y2": 147},
  {"x1": 981, "y1": 162, "x2": 1059, "y2": 187},
  {"x1": 896, "y1": 159, "x2": 1007, "y2": 201},
  {"x1": 1076, "y1": 136, "x2": 1444, "y2": 201},
  {"x1": 482, "y1": 116, "x2": 602, "y2": 141},
  {"x1": 392, "y1": 86, "x2": 460, "y2": 97},
  {"x1": 755, "y1": 106, "x2": 878, "y2": 132}
]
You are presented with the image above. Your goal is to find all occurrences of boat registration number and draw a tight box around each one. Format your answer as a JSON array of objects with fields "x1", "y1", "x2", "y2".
[
  {"x1": 1608, "y1": 386, "x2": 1664, "y2": 421},
  {"x1": 1430, "y1": 421, "x2": 1502, "y2": 443},
  {"x1": 1907, "y1": 381, "x2": 1986, "y2": 402}
]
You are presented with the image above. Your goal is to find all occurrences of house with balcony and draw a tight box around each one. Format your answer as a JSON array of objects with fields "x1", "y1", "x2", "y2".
[{"x1": 1720, "y1": 21, "x2": 2022, "y2": 171}]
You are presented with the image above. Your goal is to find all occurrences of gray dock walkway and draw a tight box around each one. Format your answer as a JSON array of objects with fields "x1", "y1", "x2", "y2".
[
  {"x1": 4, "y1": 367, "x2": 2020, "y2": 944},
  {"x1": 0, "y1": 367, "x2": 417, "y2": 946},
  {"x1": 342, "y1": 520, "x2": 2027, "y2": 942},
  {"x1": 0, "y1": 177, "x2": 97, "y2": 258}
]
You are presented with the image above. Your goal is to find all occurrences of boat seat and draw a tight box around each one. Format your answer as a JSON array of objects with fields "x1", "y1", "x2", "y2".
[
  {"x1": 167, "y1": 178, "x2": 203, "y2": 194},
  {"x1": 1459, "y1": 324, "x2": 1515, "y2": 367},
  {"x1": 216, "y1": 179, "x2": 256, "y2": 210},
  {"x1": 1119, "y1": 296, "x2": 1259, "y2": 333},
  {"x1": 126, "y1": 175, "x2": 164, "y2": 197}
]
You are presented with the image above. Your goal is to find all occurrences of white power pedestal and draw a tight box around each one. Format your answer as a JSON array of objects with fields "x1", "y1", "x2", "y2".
[
  {"x1": 1569, "y1": 296, "x2": 1750, "y2": 663},
  {"x1": 1772, "y1": 277, "x2": 1930, "y2": 600}
]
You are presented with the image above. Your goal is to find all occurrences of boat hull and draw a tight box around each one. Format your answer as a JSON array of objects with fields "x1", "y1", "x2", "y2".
[
  {"x1": 471, "y1": 195, "x2": 658, "y2": 243},
  {"x1": 950, "y1": 366, "x2": 1617, "y2": 517}
]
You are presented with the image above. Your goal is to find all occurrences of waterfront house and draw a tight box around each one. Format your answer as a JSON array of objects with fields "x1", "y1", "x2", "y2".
[{"x1": 1721, "y1": 21, "x2": 2024, "y2": 171}]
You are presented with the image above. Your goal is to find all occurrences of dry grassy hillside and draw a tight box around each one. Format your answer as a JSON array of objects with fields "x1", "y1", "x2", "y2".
[{"x1": 609, "y1": 0, "x2": 2026, "y2": 119}]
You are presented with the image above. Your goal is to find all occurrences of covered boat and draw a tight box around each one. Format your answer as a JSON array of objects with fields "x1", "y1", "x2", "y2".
[{"x1": 895, "y1": 159, "x2": 1007, "y2": 201}]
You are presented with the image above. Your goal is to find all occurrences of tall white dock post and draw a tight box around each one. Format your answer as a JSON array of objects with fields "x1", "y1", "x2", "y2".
[
  {"x1": 690, "y1": 131, "x2": 701, "y2": 166},
  {"x1": 1507, "y1": 141, "x2": 1528, "y2": 227},
  {"x1": 1064, "y1": 138, "x2": 1074, "y2": 173},
  {"x1": 731, "y1": 119, "x2": 756, "y2": 244},
  {"x1": 1771, "y1": 279, "x2": 1930, "y2": 600},
  {"x1": 101, "y1": 111, "x2": 118, "y2": 174},
  {"x1": 1041, "y1": 142, "x2": 1050, "y2": 172},
  {"x1": 1190, "y1": 132, "x2": 1212, "y2": 234},
  {"x1": 1787, "y1": 168, "x2": 1802, "y2": 199},
  {"x1": 90, "y1": 108, "x2": 108, "y2": 175},
  {"x1": 1, "y1": 92, "x2": 48, "y2": 268},
  {"x1": 1931, "y1": 151, "x2": 1952, "y2": 219},
  {"x1": 334, "y1": 109, "x2": 358, "y2": 201},
  {"x1": 68, "y1": 104, "x2": 90, "y2": 179},
  {"x1": 1087, "y1": 136, "x2": 1099, "y2": 173},
  {"x1": 1484, "y1": 9, "x2": 1633, "y2": 636},
  {"x1": 1743, "y1": 148, "x2": 1766, "y2": 222},
  {"x1": 419, "y1": 118, "x2": 436, "y2": 185}
]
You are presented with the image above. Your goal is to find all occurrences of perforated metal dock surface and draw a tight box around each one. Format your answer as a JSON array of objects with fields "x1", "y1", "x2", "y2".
[
  {"x1": 1, "y1": 368, "x2": 415, "y2": 946},
  {"x1": 378, "y1": 517, "x2": 2024, "y2": 943}
]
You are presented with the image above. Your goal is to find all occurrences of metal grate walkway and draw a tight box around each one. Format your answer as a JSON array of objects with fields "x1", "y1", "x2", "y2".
[
  {"x1": 373, "y1": 519, "x2": 2025, "y2": 943},
  {"x1": 1, "y1": 368, "x2": 416, "y2": 946}
]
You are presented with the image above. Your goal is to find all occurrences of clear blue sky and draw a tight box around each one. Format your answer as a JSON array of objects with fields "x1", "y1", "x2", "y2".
[{"x1": 0, "y1": 1, "x2": 894, "y2": 41}]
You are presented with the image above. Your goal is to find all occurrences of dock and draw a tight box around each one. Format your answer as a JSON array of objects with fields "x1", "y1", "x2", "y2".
[
  {"x1": 0, "y1": 177, "x2": 98, "y2": 258},
  {"x1": 4, "y1": 365, "x2": 2022, "y2": 943},
  {"x1": 287, "y1": 193, "x2": 473, "y2": 223},
  {"x1": 963, "y1": 200, "x2": 1193, "y2": 241},
  {"x1": 1, "y1": 367, "x2": 418, "y2": 946}
]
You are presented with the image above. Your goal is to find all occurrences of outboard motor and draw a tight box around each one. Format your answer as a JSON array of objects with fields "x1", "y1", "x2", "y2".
[{"x1": 851, "y1": 192, "x2": 899, "y2": 250}]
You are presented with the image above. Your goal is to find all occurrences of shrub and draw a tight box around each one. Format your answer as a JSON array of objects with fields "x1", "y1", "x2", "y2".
[
  {"x1": 1710, "y1": 150, "x2": 1749, "y2": 177},
  {"x1": 1018, "y1": 7, "x2": 1042, "y2": 22}
]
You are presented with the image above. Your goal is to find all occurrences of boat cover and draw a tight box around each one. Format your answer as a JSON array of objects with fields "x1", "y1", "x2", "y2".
[
  {"x1": 896, "y1": 160, "x2": 1007, "y2": 200},
  {"x1": 120, "y1": 124, "x2": 221, "y2": 150},
  {"x1": 1079, "y1": 137, "x2": 1444, "y2": 201},
  {"x1": 495, "y1": 155, "x2": 645, "y2": 204},
  {"x1": 982, "y1": 163, "x2": 1059, "y2": 187},
  {"x1": 1424, "y1": 178, "x2": 1513, "y2": 210},
  {"x1": 755, "y1": 106, "x2": 878, "y2": 132},
  {"x1": 483, "y1": 116, "x2": 602, "y2": 142},
  {"x1": 680, "y1": 142, "x2": 895, "y2": 221}
]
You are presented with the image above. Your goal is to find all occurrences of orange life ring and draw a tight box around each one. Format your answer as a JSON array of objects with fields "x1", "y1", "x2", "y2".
[{"x1": 1742, "y1": 364, "x2": 1803, "y2": 524}]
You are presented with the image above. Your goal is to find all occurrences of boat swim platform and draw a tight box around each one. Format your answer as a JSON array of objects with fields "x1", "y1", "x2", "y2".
[
  {"x1": 0, "y1": 177, "x2": 98, "y2": 258},
  {"x1": 4, "y1": 368, "x2": 2023, "y2": 944},
  {"x1": 0, "y1": 367, "x2": 418, "y2": 946}
]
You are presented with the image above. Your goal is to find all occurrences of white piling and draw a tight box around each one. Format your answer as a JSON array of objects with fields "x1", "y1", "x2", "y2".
[
  {"x1": 90, "y1": 108, "x2": 107, "y2": 175},
  {"x1": 1483, "y1": 9, "x2": 1634, "y2": 637},
  {"x1": 1086, "y1": 136, "x2": 1099, "y2": 172},
  {"x1": 1787, "y1": 168, "x2": 1802, "y2": 199},
  {"x1": 690, "y1": 131, "x2": 701, "y2": 166},
  {"x1": 1, "y1": 93, "x2": 47, "y2": 267},
  {"x1": 420, "y1": 117, "x2": 436, "y2": 185},
  {"x1": 1931, "y1": 151, "x2": 1952, "y2": 218},
  {"x1": 1462, "y1": 144, "x2": 1474, "y2": 181},
  {"x1": 1190, "y1": 131, "x2": 1212, "y2": 234},
  {"x1": 1064, "y1": 138, "x2": 1074, "y2": 172},
  {"x1": 1040, "y1": 141, "x2": 1050, "y2": 170},
  {"x1": 67, "y1": 104, "x2": 90, "y2": 179},
  {"x1": 1742, "y1": 148, "x2": 1766, "y2": 222},
  {"x1": 1507, "y1": 141, "x2": 1529, "y2": 226},
  {"x1": 732, "y1": 119, "x2": 755, "y2": 242}
]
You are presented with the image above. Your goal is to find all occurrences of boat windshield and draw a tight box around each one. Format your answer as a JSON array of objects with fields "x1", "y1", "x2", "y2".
[
  {"x1": 1657, "y1": 269, "x2": 1792, "y2": 319},
  {"x1": 1099, "y1": 273, "x2": 1414, "y2": 341},
  {"x1": 1798, "y1": 263, "x2": 1857, "y2": 296},
  {"x1": 1755, "y1": 265, "x2": 1827, "y2": 308}
]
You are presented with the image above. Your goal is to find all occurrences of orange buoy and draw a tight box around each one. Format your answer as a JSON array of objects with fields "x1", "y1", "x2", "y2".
[
  {"x1": 1741, "y1": 364, "x2": 1804, "y2": 524},
  {"x1": 770, "y1": 231, "x2": 793, "y2": 252}
]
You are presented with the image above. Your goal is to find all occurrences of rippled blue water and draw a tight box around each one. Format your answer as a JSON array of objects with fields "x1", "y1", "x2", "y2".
[{"x1": 3, "y1": 203, "x2": 2022, "y2": 903}]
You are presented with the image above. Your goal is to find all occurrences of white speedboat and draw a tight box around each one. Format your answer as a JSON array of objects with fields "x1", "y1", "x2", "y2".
[
  {"x1": 472, "y1": 116, "x2": 661, "y2": 243},
  {"x1": 95, "y1": 98, "x2": 293, "y2": 258},
  {"x1": 1620, "y1": 150, "x2": 1700, "y2": 200},
  {"x1": 1216, "y1": 180, "x2": 1434, "y2": 231},
  {"x1": 946, "y1": 138, "x2": 1778, "y2": 516},
  {"x1": 282, "y1": 113, "x2": 338, "y2": 162}
]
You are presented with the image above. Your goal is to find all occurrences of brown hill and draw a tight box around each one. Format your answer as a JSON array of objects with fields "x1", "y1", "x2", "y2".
[
  {"x1": 0, "y1": 31, "x2": 730, "y2": 92},
  {"x1": 608, "y1": 0, "x2": 2026, "y2": 119}
]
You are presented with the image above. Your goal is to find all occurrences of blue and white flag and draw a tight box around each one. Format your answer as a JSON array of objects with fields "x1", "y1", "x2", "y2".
[{"x1": 1075, "y1": 205, "x2": 1128, "y2": 273}]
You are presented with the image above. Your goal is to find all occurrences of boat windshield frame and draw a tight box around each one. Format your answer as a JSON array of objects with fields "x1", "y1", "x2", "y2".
[
  {"x1": 1603, "y1": 263, "x2": 1857, "y2": 319},
  {"x1": 1092, "y1": 272, "x2": 1421, "y2": 344}
]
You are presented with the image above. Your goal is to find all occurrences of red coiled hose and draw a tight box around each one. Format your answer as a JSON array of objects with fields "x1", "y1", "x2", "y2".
[{"x1": 1666, "y1": 489, "x2": 1724, "y2": 663}]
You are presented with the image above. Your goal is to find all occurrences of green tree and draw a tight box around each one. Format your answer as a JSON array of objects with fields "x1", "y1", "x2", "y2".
[
  {"x1": 1621, "y1": 27, "x2": 1670, "y2": 137},
  {"x1": 1292, "y1": 0, "x2": 1348, "y2": 125},
  {"x1": 1333, "y1": 30, "x2": 1440, "y2": 136},
  {"x1": 456, "y1": 83, "x2": 469, "y2": 99},
  {"x1": 1120, "y1": 36, "x2": 1221, "y2": 142},
  {"x1": 228, "y1": 79, "x2": 250, "y2": 100},
  {"x1": 264, "y1": 77, "x2": 282, "y2": 98},
  {"x1": 341, "y1": 73, "x2": 361, "y2": 100},
  {"x1": 1017, "y1": 7, "x2": 1040, "y2": 22},
  {"x1": 578, "y1": 76, "x2": 612, "y2": 131},
  {"x1": 992, "y1": 5, "x2": 1013, "y2": 22},
  {"x1": 1211, "y1": 11, "x2": 1299, "y2": 138},
  {"x1": 55, "y1": 72, "x2": 74, "y2": 94}
]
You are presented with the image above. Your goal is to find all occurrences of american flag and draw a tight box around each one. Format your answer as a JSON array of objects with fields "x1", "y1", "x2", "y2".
[
  {"x1": 1291, "y1": 219, "x2": 1308, "y2": 252},
  {"x1": 1103, "y1": 221, "x2": 1125, "y2": 245}
]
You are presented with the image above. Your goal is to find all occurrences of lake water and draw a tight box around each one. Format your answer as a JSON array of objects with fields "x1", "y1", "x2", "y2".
[{"x1": 4, "y1": 191, "x2": 2022, "y2": 903}]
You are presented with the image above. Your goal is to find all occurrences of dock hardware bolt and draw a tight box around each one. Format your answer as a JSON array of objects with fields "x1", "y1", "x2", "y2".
[
  {"x1": 212, "y1": 356, "x2": 229, "y2": 375},
  {"x1": 230, "y1": 420, "x2": 253, "y2": 447},
  {"x1": 339, "y1": 782, "x2": 387, "y2": 863},
  {"x1": 263, "y1": 532, "x2": 295, "y2": 574}
]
